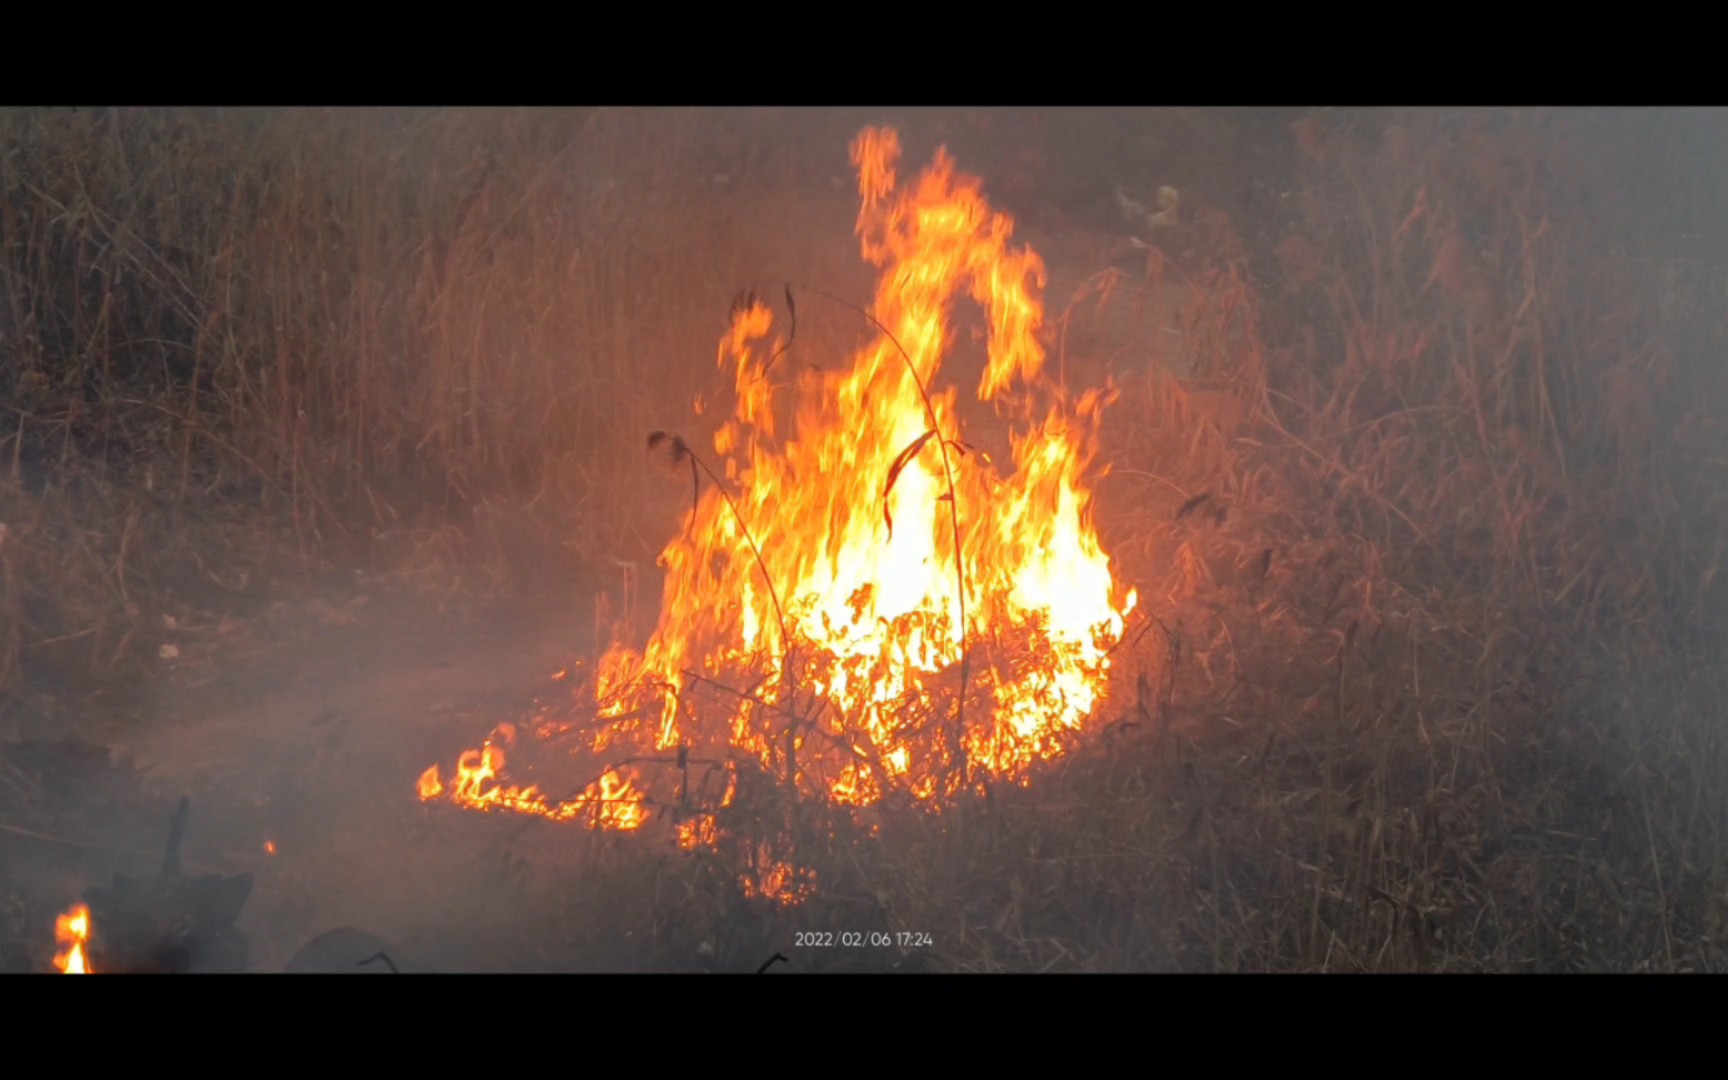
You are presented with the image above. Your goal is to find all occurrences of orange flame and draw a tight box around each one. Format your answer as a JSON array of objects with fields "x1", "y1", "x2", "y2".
[
  {"x1": 420, "y1": 126, "x2": 1137, "y2": 886},
  {"x1": 741, "y1": 842, "x2": 816, "y2": 907},
  {"x1": 676, "y1": 815, "x2": 722, "y2": 851},
  {"x1": 606, "y1": 126, "x2": 1135, "y2": 785},
  {"x1": 54, "y1": 904, "x2": 94, "y2": 974},
  {"x1": 418, "y1": 726, "x2": 645, "y2": 830}
]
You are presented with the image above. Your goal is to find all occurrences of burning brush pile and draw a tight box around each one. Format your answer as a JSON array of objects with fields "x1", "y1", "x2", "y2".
[{"x1": 419, "y1": 127, "x2": 1140, "y2": 901}]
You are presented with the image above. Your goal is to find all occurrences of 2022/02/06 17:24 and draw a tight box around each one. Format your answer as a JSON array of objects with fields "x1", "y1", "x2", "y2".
[{"x1": 793, "y1": 931, "x2": 935, "y2": 948}]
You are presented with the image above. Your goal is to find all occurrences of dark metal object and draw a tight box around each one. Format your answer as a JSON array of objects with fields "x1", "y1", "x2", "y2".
[{"x1": 83, "y1": 796, "x2": 254, "y2": 973}]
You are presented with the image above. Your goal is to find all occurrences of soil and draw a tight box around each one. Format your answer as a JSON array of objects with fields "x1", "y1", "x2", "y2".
[{"x1": 0, "y1": 580, "x2": 679, "y2": 973}]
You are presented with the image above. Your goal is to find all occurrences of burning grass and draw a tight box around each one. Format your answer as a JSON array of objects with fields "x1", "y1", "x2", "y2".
[
  {"x1": 416, "y1": 111, "x2": 1728, "y2": 969},
  {"x1": 420, "y1": 129, "x2": 1140, "y2": 893},
  {"x1": 5, "y1": 107, "x2": 1728, "y2": 971},
  {"x1": 52, "y1": 903, "x2": 92, "y2": 973}
]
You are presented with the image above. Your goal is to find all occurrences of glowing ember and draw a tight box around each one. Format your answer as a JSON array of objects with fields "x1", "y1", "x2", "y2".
[
  {"x1": 420, "y1": 126, "x2": 1137, "y2": 888},
  {"x1": 264, "y1": 840, "x2": 277, "y2": 855},
  {"x1": 54, "y1": 904, "x2": 94, "y2": 974},
  {"x1": 741, "y1": 842, "x2": 817, "y2": 907},
  {"x1": 676, "y1": 815, "x2": 721, "y2": 851}
]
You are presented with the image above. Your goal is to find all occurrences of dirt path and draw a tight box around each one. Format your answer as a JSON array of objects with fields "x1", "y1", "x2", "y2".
[{"x1": 17, "y1": 587, "x2": 671, "y2": 972}]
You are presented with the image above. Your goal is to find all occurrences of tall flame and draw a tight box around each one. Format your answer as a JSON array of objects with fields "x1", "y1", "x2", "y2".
[
  {"x1": 420, "y1": 127, "x2": 1136, "y2": 872},
  {"x1": 604, "y1": 127, "x2": 1135, "y2": 786},
  {"x1": 54, "y1": 904, "x2": 93, "y2": 974}
]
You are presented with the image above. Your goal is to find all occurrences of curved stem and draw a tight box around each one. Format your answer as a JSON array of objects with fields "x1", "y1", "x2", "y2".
[
  {"x1": 653, "y1": 430, "x2": 791, "y2": 669},
  {"x1": 795, "y1": 284, "x2": 972, "y2": 787},
  {"x1": 689, "y1": 449, "x2": 792, "y2": 669}
]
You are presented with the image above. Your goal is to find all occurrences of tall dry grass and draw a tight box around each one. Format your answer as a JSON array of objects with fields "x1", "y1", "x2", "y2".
[
  {"x1": 547, "y1": 109, "x2": 1728, "y2": 973},
  {"x1": 1024, "y1": 109, "x2": 1728, "y2": 971},
  {"x1": 0, "y1": 107, "x2": 866, "y2": 695}
]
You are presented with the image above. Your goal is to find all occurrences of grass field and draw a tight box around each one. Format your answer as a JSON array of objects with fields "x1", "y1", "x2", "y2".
[{"x1": 3, "y1": 106, "x2": 1727, "y2": 972}]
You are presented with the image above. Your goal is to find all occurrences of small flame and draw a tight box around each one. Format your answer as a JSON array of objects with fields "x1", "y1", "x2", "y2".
[
  {"x1": 677, "y1": 815, "x2": 721, "y2": 850},
  {"x1": 419, "y1": 728, "x2": 645, "y2": 830},
  {"x1": 54, "y1": 904, "x2": 94, "y2": 974},
  {"x1": 741, "y1": 843, "x2": 816, "y2": 907},
  {"x1": 264, "y1": 840, "x2": 277, "y2": 855},
  {"x1": 418, "y1": 764, "x2": 445, "y2": 800}
]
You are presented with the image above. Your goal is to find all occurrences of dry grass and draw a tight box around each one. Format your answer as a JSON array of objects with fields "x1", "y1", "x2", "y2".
[
  {"x1": 0, "y1": 107, "x2": 864, "y2": 699},
  {"x1": 545, "y1": 109, "x2": 1728, "y2": 974},
  {"x1": 4, "y1": 107, "x2": 1727, "y2": 972}
]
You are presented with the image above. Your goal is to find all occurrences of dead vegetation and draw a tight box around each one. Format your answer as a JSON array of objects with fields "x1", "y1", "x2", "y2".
[
  {"x1": 0, "y1": 107, "x2": 862, "y2": 706},
  {"x1": 842, "y1": 108, "x2": 1728, "y2": 972},
  {"x1": 3, "y1": 107, "x2": 1727, "y2": 972}
]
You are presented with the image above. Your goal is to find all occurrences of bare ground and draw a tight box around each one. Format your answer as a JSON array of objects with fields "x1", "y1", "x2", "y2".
[{"x1": 1, "y1": 580, "x2": 710, "y2": 973}]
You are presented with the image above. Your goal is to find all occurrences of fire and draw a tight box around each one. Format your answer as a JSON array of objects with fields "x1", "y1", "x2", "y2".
[
  {"x1": 741, "y1": 842, "x2": 817, "y2": 907},
  {"x1": 676, "y1": 815, "x2": 721, "y2": 850},
  {"x1": 264, "y1": 840, "x2": 277, "y2": 855},
  {"x1": 54, "y1": 904, "x2": 94, "y2": 974},
  {"x1": 420, "y1": 126, "x2": 1137, "y2": 888},
  {"x1": 418, "y1": 724, "x2": 646, "y2": 830}
]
